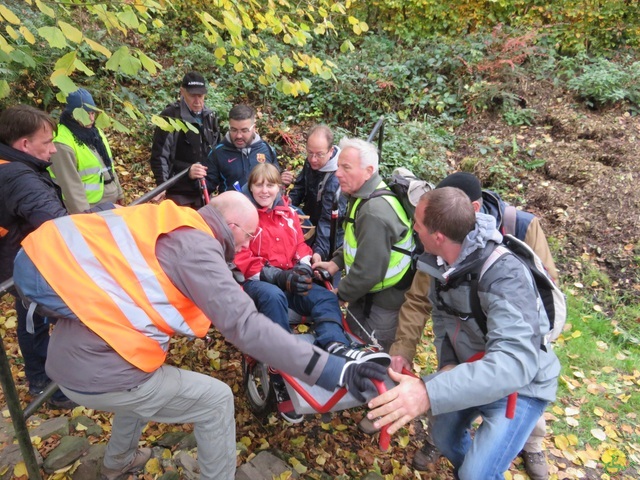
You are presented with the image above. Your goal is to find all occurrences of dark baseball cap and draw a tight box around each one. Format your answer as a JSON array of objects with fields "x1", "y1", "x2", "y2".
[{"x1": 181, "y1": 72, "x2": 207, "y2": 94}]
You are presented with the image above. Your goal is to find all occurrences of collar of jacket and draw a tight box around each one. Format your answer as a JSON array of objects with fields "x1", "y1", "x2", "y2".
[
  {"x1": 198, "y1": 205, "x2": 236, "y2": 263},
  {"x1": 178, "y1": 98, "x2": 212, "y2": 123},
  {"x1": 0, "y1": 143, "x2": 52, "y2": 171},
  {"x1": 317, "y1": 145, "x2": 341, "y2": 173}
]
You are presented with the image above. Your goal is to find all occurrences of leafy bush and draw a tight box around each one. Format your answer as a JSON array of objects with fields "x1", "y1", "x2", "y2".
[
  {"x1": 502, "y1": 106, "x2": 537, "y2": 126},
  {"x1": 566, "y1": 57, "x2": 640, "y2": 108},
  {"x1": 377, "y1": 118, "x2": 454, "y2": 183}
]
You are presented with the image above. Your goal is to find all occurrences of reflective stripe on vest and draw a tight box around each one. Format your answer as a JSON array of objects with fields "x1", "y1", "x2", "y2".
[
  {"x1": 20, "y1": 201, "x2": 213, "y2": 372},
  {"x1": 343, "y1": 182, "x2": 414, "y2": 292},
  {"x1": 51, "y1": 124, "x2": 114, "y2": 204}
]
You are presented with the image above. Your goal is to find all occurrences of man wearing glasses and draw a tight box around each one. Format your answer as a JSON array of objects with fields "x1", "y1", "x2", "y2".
[
  {"x1": 206, "y1": 104, "x2": 280, "y2": 193},
  {"x1": 289, "y1": 124, "x2": 347, "y2": 261}
]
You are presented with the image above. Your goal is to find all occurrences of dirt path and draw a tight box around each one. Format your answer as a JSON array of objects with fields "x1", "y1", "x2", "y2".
[{"x1": 450, "y1": 82, "x2": 640, "y2": 295}]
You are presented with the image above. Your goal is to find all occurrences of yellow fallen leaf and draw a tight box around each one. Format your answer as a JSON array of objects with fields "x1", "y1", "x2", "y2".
[
  {"x1": 145, "y1": 457, "x2": 162, "y2": 475},
  {"x1": 567, "y1": 434, "x2": 579, "y2": 445},
  {"x1": 594, "y1": 407, "x2": 604, "y2": 416},
  {"x1": 240, "y1": 436, "x2": 251, "y2": 447},
  {"x1": 595, "y1": 341, "x2": 608, "y2": 350},
  {"x1": 593, "y1": 305, "x2": 602, "y2": 312},
  {"x1": 601, "y1": 366, "x2": 614, "y2": 373},
  {"x1": 555, "y1": 435, "x2": 569, "y2": 449},
  {"x1": 601, "y1": 448, "x2": 627, "y2": 473},
  {"x1": 75, "y1": 423, "x2": 88, "y2": 431},
  {"x1": 590, "y1": 428, "x2": 606, "y2": 441},
  {"x1": 13, "y1": 462, "x2": 27, "y2": 477},
  {"x1": 398, "y1": 435, "x2": 410, "y2": 448}
]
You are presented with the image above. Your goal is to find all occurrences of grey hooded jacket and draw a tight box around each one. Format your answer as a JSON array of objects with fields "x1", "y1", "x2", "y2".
[{"x1": 417, "y1": 213, "x2": 560, "y2": 416}]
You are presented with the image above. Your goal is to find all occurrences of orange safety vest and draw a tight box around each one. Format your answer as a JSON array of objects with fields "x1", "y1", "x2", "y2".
[{"x1": 21, "y1": 201, "x2": 214, "y2": 372}]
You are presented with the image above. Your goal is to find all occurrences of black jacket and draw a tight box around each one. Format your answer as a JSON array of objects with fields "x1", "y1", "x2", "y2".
[
  {"x1": 288, "y1": 147, "x2": 346, "y2": 260},
  {"x1": 150, "y1": 99, "x2": 220, "y2": 199},
  {"x1": 0, "y1": 143, "x2": 68, "y2": 283}
]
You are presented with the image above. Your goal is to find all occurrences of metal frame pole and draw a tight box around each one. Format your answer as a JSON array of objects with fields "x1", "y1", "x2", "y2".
[{"x1": 0, "y1": 279, "x2": 42, "y2": 479}]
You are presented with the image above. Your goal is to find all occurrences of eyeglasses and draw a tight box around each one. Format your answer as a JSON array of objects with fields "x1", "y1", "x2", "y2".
[
  {"x1": 306, "y1": 151, "x2": 329, "y2": 160},
  {"x1": 228, "y1": 223, "x2": 261, "y2": 240},
  {"x1": 229, "y1": 125, "x2": 255, "y2": 135}
]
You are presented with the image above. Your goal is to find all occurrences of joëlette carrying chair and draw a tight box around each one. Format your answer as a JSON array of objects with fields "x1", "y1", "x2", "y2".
[{"x1": 241, "y1": 269, "x2": 394, "y2": 450}]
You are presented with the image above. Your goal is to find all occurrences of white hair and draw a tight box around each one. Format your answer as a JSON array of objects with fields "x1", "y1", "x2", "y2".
[{"x1": 338, "y1": 137, "x2": 379, "y2": 172}]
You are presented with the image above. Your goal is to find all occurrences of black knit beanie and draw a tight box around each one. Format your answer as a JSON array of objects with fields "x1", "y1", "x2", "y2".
[{"x1": 436, "y1": 172, "x2": 482, "y2": 201}]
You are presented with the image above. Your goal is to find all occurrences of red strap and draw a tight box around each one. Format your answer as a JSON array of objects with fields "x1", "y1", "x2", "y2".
[{"x1": 466, "y1": 352, "x2": 517, "y2": 419}]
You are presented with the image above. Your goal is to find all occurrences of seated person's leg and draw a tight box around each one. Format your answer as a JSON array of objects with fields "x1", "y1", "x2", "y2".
[
  {"x1": 242, "y1": 280, "x2": 290, "y2": 331},
  {"x1": 290, "y1": 284, "x2": 349, "y2": 349},
  {"x1": 290, "y1": 285, "x2": 390, "y2": 366}
]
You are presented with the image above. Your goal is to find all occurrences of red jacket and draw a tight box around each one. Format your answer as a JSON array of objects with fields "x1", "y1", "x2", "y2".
[{"x1": 235, "y1": 195, "x2": 312, "y2": 278}]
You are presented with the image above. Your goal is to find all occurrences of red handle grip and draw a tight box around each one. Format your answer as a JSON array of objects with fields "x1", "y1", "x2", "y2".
[{"x1": 371, "y1": 379, "x2": 391, "y2": 451}]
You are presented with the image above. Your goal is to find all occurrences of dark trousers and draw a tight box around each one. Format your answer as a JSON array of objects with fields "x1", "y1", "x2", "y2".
[{"x1": 15, "y1": 297, "x2": 68, "y2": 401}]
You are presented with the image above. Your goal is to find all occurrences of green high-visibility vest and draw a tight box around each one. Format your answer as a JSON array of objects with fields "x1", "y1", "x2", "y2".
[
  {"x1": 343, "y1": 181, "x2": 414, "y2": 292},
  {"x1": 51, "y1": 124, "x2": 114, "y2": 205}
]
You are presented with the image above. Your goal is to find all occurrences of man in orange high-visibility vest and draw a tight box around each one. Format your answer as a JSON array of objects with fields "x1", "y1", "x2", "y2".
[{"x1": 14, "y1": 191, "x2": 389, "y2": 480}]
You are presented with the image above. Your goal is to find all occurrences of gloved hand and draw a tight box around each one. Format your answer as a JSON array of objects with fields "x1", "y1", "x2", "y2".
[
  {"x1": 260, "y1": 265, "x2": 312, "y2": 296},
  {"x1": 340, "y1": 361, "x2": 389, "y2": 403},
  {"x1": 293, "y1": 262, "x2": 313, "y2": 277}
]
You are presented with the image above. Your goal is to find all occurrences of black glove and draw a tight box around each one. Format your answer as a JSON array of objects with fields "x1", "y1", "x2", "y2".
[
  {"x1": 293, "y1": 262, "x2": 313, "y2": 277},
  {"x1": 340, "y1": 361, "x2": 389, "y2": 403},
  {"x1": 260, "y1": 265, "x2": 312, "y2": 296}
]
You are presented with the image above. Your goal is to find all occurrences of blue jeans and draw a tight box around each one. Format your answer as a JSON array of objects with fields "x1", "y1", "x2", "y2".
[
  {"x1": 431, "y1": 394, "x2": 547, "y2": 480},
  {"x1": 243, "y1": 280, "x2": 349, "y2": 348}
]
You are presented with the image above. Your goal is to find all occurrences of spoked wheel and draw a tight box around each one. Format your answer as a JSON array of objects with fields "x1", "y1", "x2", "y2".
[{"x1": 242, "y1": 355, "x2": 276, "y2": 418}]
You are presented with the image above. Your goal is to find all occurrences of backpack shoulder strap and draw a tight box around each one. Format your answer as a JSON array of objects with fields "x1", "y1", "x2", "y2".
[
  {"x1": 502, "y1": 205, "x2": 517, "y2": 236},
  {"x1": 469, "y1": 245, "x2": 510, "y2": 335},
  {"x1": 316, "y1": 171, "x2": 333, "y2": 202}
]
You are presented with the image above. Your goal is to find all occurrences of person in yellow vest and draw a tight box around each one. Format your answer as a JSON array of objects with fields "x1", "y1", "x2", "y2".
[
  {"x1": 313, "y1": 137, "x2": 415, "y2": 353},
  {"x1": 50, "y1": 88, "x2": 124, "y2": 214},
  {"x1": 12, "y1": 191, "x2": 388, "y2": 480}
]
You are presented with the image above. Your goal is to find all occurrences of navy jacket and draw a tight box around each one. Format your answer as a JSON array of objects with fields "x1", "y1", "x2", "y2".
[
  {"x1": 205, "y1": 133, "x2": 278, "y2": 193},
  {"x1": 289, "y1": 147, "x2": 346, "y2": 260}
]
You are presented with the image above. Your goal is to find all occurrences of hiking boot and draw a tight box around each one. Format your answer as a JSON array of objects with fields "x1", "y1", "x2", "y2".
[
  {"x1": 47, "y1": 397, "x2": 78, "y2": 410},
  {"x1": 521, "y1": 450, "x2": 549, "y2": 480},
  {"x1": 28, "y1": 380, "x2": 49, "y2": 397},
  {"x1": 273, "y1": 379, "x2": 303, "y2": 424},
  {"x1": 412, "y1": 441, "x2": 441, "y2": 471},
  {"x1": 327, "y1": 343, "x2": 391, "y2": 368},
  {"x1": 101, "y1": 448, "x2": 152, "y2": 480}
]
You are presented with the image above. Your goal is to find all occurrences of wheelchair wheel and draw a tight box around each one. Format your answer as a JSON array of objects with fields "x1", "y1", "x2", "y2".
[{"x1": 242, "y1": 355, "x2": 276, "y2": 418}]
